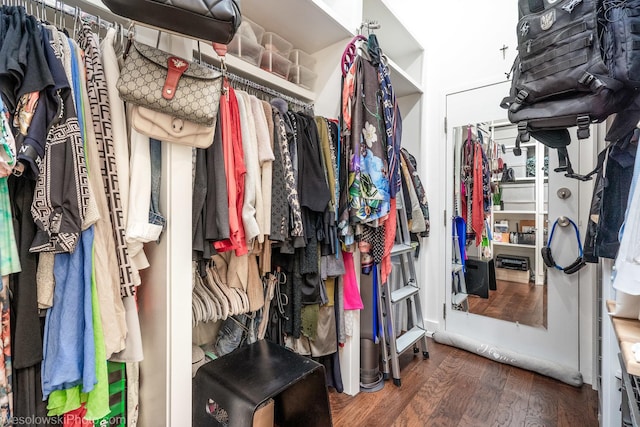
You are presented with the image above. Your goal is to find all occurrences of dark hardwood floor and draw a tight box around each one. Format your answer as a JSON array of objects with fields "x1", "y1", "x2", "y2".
[
  {"x1": 467, "y1": 280, "x2": 547, "y2": 329},
  {"x1": 329, "y1": 338, "x2": 598, "y2": 427}
]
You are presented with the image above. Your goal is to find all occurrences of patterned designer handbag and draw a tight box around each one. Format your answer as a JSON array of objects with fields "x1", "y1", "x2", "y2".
[
  {"x1": 102, "y1": 0, "x2": 242, "y2": 44},
  {"x1": 117, "y1": 41, "x2": 223, "y2": 127}
]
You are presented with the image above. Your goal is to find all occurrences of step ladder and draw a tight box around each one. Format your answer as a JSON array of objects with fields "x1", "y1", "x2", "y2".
[
  {"x1": 378, "y1": 187, "x2": 429, "y2": 387},
  {"x1": 452, "y1": 219, "x2": 469, "y2": 312}
]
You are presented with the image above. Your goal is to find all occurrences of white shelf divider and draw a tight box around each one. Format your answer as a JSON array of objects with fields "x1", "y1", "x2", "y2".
[{"x1": 388, "y1": 57, "x2": 423, "y2": 97}]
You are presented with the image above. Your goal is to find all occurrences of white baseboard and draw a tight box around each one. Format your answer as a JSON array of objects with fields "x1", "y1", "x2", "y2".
[{"x1": 424, "y1": 319, "x2": 440, "y2": 337}]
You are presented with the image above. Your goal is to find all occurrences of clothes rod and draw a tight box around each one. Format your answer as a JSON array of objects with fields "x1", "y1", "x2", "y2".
[
  {"x1": 23, "y1": 0, "x2": 125, "y2": 31},
  {"x1": 193, "y1": 52, "x2": 315, "y2": 112}
]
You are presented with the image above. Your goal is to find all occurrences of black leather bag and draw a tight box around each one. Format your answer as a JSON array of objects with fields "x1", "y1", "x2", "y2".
[
  {"x1": 102, "y1": 0, "x2": 242, "y2": 44},
  {"x1": 500, "y1": 0, "x2": 638, "y2": 180}
]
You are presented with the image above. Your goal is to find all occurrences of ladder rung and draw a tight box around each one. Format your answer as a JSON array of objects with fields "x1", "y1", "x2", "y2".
[
  {"x1": 391, "y1": 243, "x2": 416, "y2": 256},
  {"x1": 395, "y1": 326, "x2": 426, "y2": 355},
  {"x1": 391, "y1": 283, "x2": 419, "y2": 303},
  {"x1": 452, "y1": 292, "x2": 468, "y2": 306},
  {"x1": 453, "y1": 263, "x2": 463, "y2": 273}
]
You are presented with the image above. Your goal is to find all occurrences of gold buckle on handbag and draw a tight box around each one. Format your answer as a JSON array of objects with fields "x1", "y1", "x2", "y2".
[{"x1": 162, "y1": 56, "x2": 190, "y2": 100}]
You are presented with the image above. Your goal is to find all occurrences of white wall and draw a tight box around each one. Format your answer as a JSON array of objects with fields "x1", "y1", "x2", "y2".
[
  {"x1": 392, "y1": 1, "x2": 596, "y2": 385},
  {"x1": 394, "y1": 0, "x2": 518, "y2": 331}
]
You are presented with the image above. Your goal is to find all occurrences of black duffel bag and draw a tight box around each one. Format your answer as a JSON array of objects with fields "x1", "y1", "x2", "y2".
[{"x1": 102, "y1": 0, "x2": 242, "y2": 44}]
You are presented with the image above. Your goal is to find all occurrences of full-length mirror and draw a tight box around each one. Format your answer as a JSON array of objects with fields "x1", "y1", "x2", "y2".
[
  {"x1": 451, "y1": 121, "x2": 549, "y2": 329},
  {"x1": 445, "y1": 81, "x2": 581, "y2": 372}
]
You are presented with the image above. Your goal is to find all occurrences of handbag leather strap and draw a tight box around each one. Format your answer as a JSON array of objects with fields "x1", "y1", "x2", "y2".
[{"x1": 162, "y1": 56, "x2": 190, "y2": 100}]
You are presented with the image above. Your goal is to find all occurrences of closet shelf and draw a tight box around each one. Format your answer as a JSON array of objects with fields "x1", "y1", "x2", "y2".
[
  {"x1": 81, "y1": 0, "x2": 356, "y2": 55},
  {"x1": 242, "y1": 0, "x2": 355, "y2": 54},
  {"x1": 198, "y1": 44, "x2": 316, "y2": 101},
  {"x1": 387, "y1": 58, "x2": 423, "y2": 97},
  {"x1": 492, "y1": 242, "x2": 536, "y2": 249},
  {"x1": 607, "y1": 300, "x2": 640, "y2": 377},
  {"x1": 493, "y1": 210, "x2": 536, "y2": 215}
]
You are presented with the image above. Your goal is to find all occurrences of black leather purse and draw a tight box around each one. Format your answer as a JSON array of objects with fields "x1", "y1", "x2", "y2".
[{"x1": 102, "y1": 0, "x2": 242, "y2": 44}]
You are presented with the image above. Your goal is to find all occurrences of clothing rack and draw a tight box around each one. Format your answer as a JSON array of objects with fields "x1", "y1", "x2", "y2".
[
  {"x1": 18, "y1": 0, "x2": 315, "y2": 112},
  {"x1": 192, "y1": 51, "x2": 315, "y2": 112},
  {"x1": 19, "y1": 0, "x2": 122, "y2": 32},
  {"x1": 358, "y1": 19, "x2": 380, "y2": 35}
]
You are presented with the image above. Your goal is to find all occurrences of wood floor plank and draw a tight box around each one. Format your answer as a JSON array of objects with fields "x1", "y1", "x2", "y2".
[
  {"x1": 329, "y1": 341, "x2": 449, "y2": 427},
  {"x1": 488, "y1": 366, "x2": 535, "y2": 427},
  {"x1": 554, "y1": 380, "x2": 598, "y2": 426},
  {"x1": 391, "y1": 348, "x2": 467, "y2": 426},
  {"x1": 329, "y1": 338, "x2": 599, "y2": 427},
  {"x1": 457, "y1": 358, "x2": 510, "y2": 427},
  {"x1": 456, "y1": 348, "x2": 489, "y2": 380},
  {"x1": 423, "y1": 371, "x2": 479, "y2": 427},
  {"x1": 362, "y1": 352, "x2": 439, "y2": 426},
  {"x1": 524, "y1": 374, "x2": 559, "y2": 427}
]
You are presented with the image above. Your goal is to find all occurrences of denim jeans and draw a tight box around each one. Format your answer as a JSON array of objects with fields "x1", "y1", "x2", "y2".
[
  {"x1": 215, "y1": 314, "x2": 247, "y2": 357},
  {"x1": 149, "y1": 138, "x2": 166, "y2": 241}
]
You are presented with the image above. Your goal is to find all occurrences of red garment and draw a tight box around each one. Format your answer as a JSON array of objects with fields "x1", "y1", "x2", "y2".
[
  {"x1": 63, "y1": 404, "x2": 93, "y2": 427},
  {"x1": 213, "y1": 83, "x2": 248, "y2": 256},
  {"x1": 472, "y1": 142, "x2": 484, "y2": 246}
]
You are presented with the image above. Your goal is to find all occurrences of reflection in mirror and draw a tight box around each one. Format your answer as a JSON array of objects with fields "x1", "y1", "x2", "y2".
[{"x1": 451, "y1": 121, "x2": 549, "y2": 329}]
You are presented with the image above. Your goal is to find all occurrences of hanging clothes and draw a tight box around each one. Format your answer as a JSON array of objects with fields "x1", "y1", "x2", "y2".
[
  {"x1": 5, "y1": 77, "x2": 49, "y2": 425},
  {"x1": 0, "y1": 104, "x2": 20, "y2": 277},
  {"x1": 251, "y1": 96, "x2": 274, "y2": 243},
  {"x1": 472, "y1": 140, "x2": 484, "y2": 246},
  {"x1": 399, "y1": 152, "x2": 426, "y2": 234},
  {"x1": 214, "y1": 83, "x2": 248, "y2": 256},
  {"x1": 28, "y1": 24, "x2": 89, "y2": 255},
  {"x1": 460, "y1": 126, "x2": 473, "y2": 226},
  {"x1": 77, "y1": 25, "x2": 135, "y2": 298},
  {"x1": 477, "y1": 129, "x2": 493, "y2": 214},
  {"x1": 235, "y1": 91, "x2": 262, "y2": 244},
  {"x1": 0, "y1": 96, "x2": 18, "y2": 426},
  {"x1": 0, "y1": 277, "x2": 14, "y2": 426},
  {"x1": 400, "y1": 147, "x2": 430, "y2": 237},
  {"x1": 271, "y1": 98, "x2": 304, "y2": 247},
  {"x1": 0, "y1": 7, "x2": 53, "y2": 120},
  {"x1": 47, "y1": 243, "x2": 110, "y2": 420},
  {"x1": 613, "y1": 128, "x2": 640, "y2": 295},
  {"x1": 348, "y1": 55, "x2": 391, "y2": 225},
  {"x1": 41, "y1": 226, "x2": 96, "y2": 399},
  {"x1": 297, "y1": 113, "x2": 331, "y2": 215},
  {"x1": 257, "y1": 100, "x2": 275, "y2": 275},
  {"x1": 268, "y1": 101, "x2": 290, "y2": 243},
  {"x1": 69, "y1": 30, "x2": 125, "y2": 360},
  {"x1": 372, "y1": 34, "x2": 402, "y2": 200}
]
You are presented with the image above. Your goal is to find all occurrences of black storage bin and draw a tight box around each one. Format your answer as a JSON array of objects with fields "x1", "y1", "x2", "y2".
[
  {"x1": 516, "y1": 232, "x2": 536, "y2": 245},
  {"x1": 193, "y1": 339, "x2": 333, "y2": 427},
  {"x1": 464, "y1": 257, "x2": 497, "y2": 298}
]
